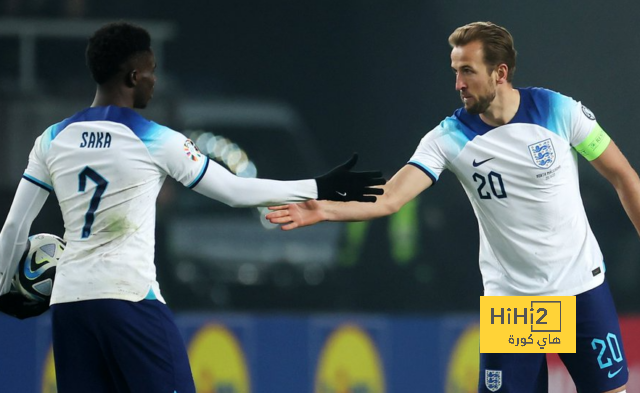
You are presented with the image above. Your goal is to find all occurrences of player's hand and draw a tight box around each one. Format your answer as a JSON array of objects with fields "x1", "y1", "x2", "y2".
[
  {"x1": 267, "y1": 200, "x2": 324, "y2": 230},
  {"x1": 0, "y1": 291, "x2": 50, "y2": 320},
  {"x1": 315, "y1": 153, "x2": 385, "y2": 202}
]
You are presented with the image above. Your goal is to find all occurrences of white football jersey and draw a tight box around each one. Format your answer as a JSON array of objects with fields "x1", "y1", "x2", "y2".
[
  {"x1": 23, "y1": 106, "x2": 209, "y2": 304},
  {"x1": 409, "y1": 88, "x2": 608, "y2": 296}
]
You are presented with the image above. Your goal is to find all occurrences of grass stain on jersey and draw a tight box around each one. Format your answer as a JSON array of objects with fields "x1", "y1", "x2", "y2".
[{"x1": 102, "y1": 215, "x2": 137, "y2": 236}]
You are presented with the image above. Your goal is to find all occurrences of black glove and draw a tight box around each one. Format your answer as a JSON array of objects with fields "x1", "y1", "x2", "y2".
[
  {"x1": 0, "y1": 291, "x2": 50, "y2": 320},
  {"x1": 315, "y1": 153, "x2": 386, "y2": 202}
]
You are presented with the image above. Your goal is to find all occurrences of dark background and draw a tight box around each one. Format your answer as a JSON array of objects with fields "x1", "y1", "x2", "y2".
[{"x1": 1, "y1": 0, "x2": 639, "y2": 313}]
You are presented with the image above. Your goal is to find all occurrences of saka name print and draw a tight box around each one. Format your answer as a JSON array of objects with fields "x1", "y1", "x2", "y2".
[{"x1": 80, "y1": 132, "x2": 112, "y2": 148}]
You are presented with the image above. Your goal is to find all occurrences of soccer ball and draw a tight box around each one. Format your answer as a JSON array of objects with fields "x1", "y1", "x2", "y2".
[{"x1": 12, "y1": 233, "x2": 65, "y2": 302}]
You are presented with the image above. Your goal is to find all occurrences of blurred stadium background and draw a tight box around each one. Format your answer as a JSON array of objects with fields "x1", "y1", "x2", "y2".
[{"x1": 0, "y1": 1, "x2": 639, "y2": 392}]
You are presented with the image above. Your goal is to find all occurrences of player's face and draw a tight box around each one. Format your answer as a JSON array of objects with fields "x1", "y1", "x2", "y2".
[
  {"x1": 451, "y1": 41, "x2": 497, "y2": 115},
  {"x1": 132, "y1": 51, "x2": 156, "y2": 109}
]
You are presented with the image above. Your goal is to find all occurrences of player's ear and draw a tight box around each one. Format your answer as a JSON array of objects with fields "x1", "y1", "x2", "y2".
[
  {"x1": 125, "y1": 69, "x2": 137, "y2": 88},
  {"x1": 496, "y1": 64, "x2": 508, "y2": 84}
]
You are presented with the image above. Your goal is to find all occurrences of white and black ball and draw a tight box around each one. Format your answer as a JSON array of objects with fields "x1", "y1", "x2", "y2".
[{"x1": 12, "y1": 233, "x2": 65, "y2": 302}]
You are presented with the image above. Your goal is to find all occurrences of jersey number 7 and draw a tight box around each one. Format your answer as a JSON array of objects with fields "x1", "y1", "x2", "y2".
[{"x1": 78, "y1": 167, "x2": 109, "y2": 239}]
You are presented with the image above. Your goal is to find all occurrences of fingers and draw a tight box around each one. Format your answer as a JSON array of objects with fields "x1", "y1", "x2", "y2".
[
  {"x1": 358, "y1": 195, "x2": 378, "y2": 203},
  {"x1": 364, "y1": 187, "x2": 384, "y2": 195},
  {"x1": 266, "y1": 209, "x2": 290, "y2": 220},
  {"x1": 352, "y1": 184, "x2": 384, "y2": 202},
  {"x1": 268, "y1": 205, "x2": 289, "y2": 211},
  {"x1": 367, "y1": 177, "x2": 387, "y2": 186},
  {"x1": 265, "y1": 210, "x2": 298, "y2": 230},
  {"x1": 281, "y1": 222, "x2": 299, "y2": 231},
  {"x1": 352, "y1": 171, "x2": 387, "y2": 186},
  {"x1": 268, "y1": 215, "x2": 293, "y2": 224},
  {"x1": 340, "y1": 153, "x2": 359, "y2": 171}
]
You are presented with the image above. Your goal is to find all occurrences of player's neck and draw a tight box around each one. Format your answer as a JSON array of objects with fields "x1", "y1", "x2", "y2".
[
  {"x1": 91, "y1": 84, "x2": 134, "y2": 108},
  {"x1": 480, "y1": 87, "x2": 520, "y2": 127}
]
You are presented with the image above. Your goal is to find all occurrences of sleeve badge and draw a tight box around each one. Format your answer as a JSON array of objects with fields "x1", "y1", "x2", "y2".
[
  {"x1": 581, "y1": 105, "x2": 596, "y2": 120},
  {"x1": 183, "y1": 139, "x2": 204, "y2": 161}
]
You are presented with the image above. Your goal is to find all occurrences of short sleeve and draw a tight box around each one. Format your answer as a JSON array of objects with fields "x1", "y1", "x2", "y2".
[
  {"x1": 22, "y1": 131, "x2": 54, "y2": 192},
  {"x1": 408, "y1": 126, "x2": 453, "y2": 183},
  {"x1": 542, "y1": 91, "x2": 598, "y2": 147},
  {"x1": 568, "y1": 100, "x2": 599, "y2": 147},
  {"x1": 148, "y1": 128, "x2": 209, "y2": 188},
  {"x1": 562, "y1": 96, "x2": 610, "y2": 161}
]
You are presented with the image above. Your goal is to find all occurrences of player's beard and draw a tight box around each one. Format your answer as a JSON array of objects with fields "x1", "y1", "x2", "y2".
[{"x1": 463, "y1": 85, "x2": 496, "y2": 115}]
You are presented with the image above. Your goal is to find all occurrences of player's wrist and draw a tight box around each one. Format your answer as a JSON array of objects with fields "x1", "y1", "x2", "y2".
[{"x1": 320, "y1": 201, "x2": 340, "y2": 222}]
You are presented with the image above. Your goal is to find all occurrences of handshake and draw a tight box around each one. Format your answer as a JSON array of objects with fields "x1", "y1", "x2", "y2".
[{"x1": 315, "y1": 154, "x2": 386, "y2": 202}]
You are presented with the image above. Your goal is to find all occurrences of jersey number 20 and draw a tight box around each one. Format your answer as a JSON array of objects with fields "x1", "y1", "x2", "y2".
[{"x1": 473, "y1": 171, "x2": 507, "y2": 199}]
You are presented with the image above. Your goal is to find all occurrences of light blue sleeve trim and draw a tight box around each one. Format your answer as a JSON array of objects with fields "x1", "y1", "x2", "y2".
[
  {"x1": 408, "y1": 161, "x2": 439, "y2": 182},
  {"x1": 22, "y1": 174, "x2": 53, "y2": 192}
]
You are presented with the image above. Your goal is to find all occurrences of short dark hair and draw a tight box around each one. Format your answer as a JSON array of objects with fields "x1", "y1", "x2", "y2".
[
  {"x1": 86, "y1": 21, "x2": 151, "y2": 85},
  {"x1": 449, "y1": 21, "x2": 517, "y2": 83}
]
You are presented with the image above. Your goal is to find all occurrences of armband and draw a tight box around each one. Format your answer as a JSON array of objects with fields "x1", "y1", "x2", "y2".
[{"x1": 574, "y1": 123, "x2": 611, "y2": 161}]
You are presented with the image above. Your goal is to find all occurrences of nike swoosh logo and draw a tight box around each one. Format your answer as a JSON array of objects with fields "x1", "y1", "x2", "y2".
[
  {"x1": 24, "y1": 251, "x2": 47, "y2": 279},
  {"x1": 608, "y1": 366, "x2": 623, "y2": 378},
  {"x1": 472, "y1": 157, "x2": 495, "y2": 167},
  {"x1": 336, "y1": 191, "x2": 347, "y2": 197}
]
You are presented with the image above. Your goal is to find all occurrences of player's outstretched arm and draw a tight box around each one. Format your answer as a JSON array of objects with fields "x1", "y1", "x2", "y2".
[
  {"x1": 267, "y1": 164, "x2": 433, "y2": 230},
  {"x1": 267, "y1": 200, "x2": 326, "y2": 230},
  {"x1": 315, "y1": 153, "x2": 386, "y2": 202},
  {"x1": 192, "y1": 153, "x2": 385, "y2": 207},
  {"x1": 591, "y1": 140, "x2": 640, "y2": 238}
]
